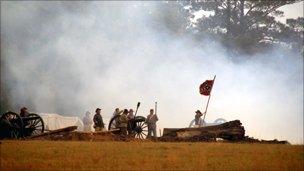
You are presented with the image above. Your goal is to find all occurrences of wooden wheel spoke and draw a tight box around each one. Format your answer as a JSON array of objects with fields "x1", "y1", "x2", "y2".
[
  {"x1": 32, "y1": 121, "x2": 42, "y2": 126},
  {"x1": 34, "y1": 118, "x2": 43, "y2": 126},
  {"x1": 31, "y1": 119, "x2": 39, "y2": 126},
  {"x1": 139, "y1": 133, "x2": 143, "y2": 139},
  {"x1": 30, "y1": 121, "x2": 42, "y2": 129},
  {"x1": 141, "y1": 132, "x2": 147, "y2": 136},
  {"x1": 34, "y1": 128, "x2": 43, "y2": 132},
  {"x1": 34, "y1": 125, "x2": 43, "y2": 129}
]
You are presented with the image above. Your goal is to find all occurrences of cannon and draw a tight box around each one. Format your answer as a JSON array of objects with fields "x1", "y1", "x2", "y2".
[
  {"x1": 0, "y1": 111, "x2": 44, "y2": 139},
  {"x1": 108, "y1": 115, "x2": 148, "y2": 139},
  {"x1": 108, "y1": 102, "x2": 148, "y2": 139}
]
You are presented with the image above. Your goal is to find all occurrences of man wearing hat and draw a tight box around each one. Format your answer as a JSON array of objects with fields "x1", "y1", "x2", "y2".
[
  {"x1": 195, "y1": 110, "x2": 205, "y2": 127},
  {"x1": 127, "y1": 109, "x2": 134, "y2": 120},
  {"x1": 146, "y1": 109, "x2": 158, "y2": 138},
  {"x1": 93, "y1": 108, "x2": 105, "y2": 132},
  {"x1": 20, "y1": 107, "x2": 30, "y2": 117}
]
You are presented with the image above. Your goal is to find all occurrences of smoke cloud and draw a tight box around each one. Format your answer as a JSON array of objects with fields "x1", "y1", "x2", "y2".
[{"x1": 1, "y1": 1, "x2": 303, "y2": 144}]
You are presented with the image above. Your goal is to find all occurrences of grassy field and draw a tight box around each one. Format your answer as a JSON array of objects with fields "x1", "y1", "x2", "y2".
[{"x1": 1, "y1": 140, "x2": 303, "y2": 170}]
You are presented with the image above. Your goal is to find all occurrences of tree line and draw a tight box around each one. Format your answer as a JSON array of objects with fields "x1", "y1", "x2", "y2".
[{"x1": 155, "y1": 0, "x2": 303, "y2": 56}]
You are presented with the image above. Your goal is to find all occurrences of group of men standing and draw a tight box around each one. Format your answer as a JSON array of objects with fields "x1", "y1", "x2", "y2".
[{"x1": 84, "y1": 107, "x2": 158, "y2": 138}]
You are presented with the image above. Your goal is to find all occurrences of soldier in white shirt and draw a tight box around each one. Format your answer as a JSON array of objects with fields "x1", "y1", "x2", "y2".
[
  {"x1": 127, "y1": 109, "x2": 134, "y2": 120},
  {"x1": 146, "y1": 109, "x2": 158, "y2": 138},
  {"x1": 82, "y1": 111, "x2": 93, "y2": 132}
]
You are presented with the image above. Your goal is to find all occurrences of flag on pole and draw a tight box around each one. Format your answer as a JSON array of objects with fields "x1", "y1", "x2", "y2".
[{"x1": 199, "y1": 80, "x2": 214, "y2": 96}]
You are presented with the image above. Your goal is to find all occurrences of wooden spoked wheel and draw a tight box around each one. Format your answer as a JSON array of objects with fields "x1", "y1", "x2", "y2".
[
  {"x1": 23, "y1": 113, "x2": 44, "y2": 137},
  {"x1": 0, "y1": 111, "x2": 23, "y2": 139}
]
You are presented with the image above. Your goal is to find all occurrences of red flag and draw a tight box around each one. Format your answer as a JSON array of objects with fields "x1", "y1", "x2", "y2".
[{"x1": 199, "y1": 80, "x2": 214, "y2": 96}]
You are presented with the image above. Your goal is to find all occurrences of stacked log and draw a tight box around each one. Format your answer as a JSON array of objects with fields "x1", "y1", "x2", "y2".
[{"x1": 159, "y1": 120, "x2": 245, "y2": 142}]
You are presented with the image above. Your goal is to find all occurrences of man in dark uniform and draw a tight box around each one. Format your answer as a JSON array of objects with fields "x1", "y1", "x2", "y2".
[
  {"x1": 20, "y1": 107, "x2": 30, "y2": 117},
  {"x1": 93, "y1": 108, "x2": 105, "y2": 132}
]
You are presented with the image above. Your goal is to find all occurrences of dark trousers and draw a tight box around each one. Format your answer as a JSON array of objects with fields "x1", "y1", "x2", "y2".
[
  {"x1": 147, "y1": 125, "x2": 157, "y2": 138},
  {"x1": 119, "y1": 127, "x2": 128, "y2": 136}
]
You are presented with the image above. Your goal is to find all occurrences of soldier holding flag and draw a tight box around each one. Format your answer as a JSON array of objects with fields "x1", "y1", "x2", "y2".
[
  {"x1": 194, "y1": 110, "x2": 206, "y2": 127},
  {"x1": 199, "y1": 75, "x2": 216, "y2": 126}
]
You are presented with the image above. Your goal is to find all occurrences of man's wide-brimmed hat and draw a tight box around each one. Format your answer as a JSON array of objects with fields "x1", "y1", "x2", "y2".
[
  {"x1": 21, "y1": 107, "x2": 28, "y2": 111},
  {"x1": 95, "y1": 108, "x2": 101, "y2": 112},
  {"x1": 195, "y1": 110, "x2": 202, "y2": 114}
]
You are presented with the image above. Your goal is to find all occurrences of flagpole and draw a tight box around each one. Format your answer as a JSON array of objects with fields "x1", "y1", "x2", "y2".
[{"x1": 202, "y1": 75, "x2": 216, "y2": 126}]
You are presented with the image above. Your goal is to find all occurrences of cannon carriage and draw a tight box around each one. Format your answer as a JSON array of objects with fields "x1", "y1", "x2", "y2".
[
  {"x1": 108, "y1": 115, "x2": 148, "y2": 139},
  {"x1": 0, "y1": 111, "x2": 44, "y2": 139},
  {"x1": 107, "y1": 102, "x2": 149, "y2": 139}
]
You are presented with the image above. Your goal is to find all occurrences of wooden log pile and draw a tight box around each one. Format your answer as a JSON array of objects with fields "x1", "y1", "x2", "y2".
[{"x1": 159, "y1": 120, "x2": 245, "y2": 142}]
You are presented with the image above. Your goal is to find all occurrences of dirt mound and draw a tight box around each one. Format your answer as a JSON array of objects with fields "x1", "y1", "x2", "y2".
[
  {"x1": 28, "y1": 126, "x2": 122, "y2": 141},
  {"x1": 241, "y1": 136, "x2": 290, "y2": 144},
  {"x1": 27, "y1": 121, "x2": 288, "y2": 144},
  {"x1": 30, "y1": 131, "x2": 127, "y2": 141}
]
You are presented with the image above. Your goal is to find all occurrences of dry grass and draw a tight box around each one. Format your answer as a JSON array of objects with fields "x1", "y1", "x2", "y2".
[{"x1": 1, "y1": 140, "x2": 303, "y2": 170}]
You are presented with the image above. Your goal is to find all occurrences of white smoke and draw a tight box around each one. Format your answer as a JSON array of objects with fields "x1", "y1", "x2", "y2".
[{"x1": 1, "y1": 1, "x2": 303, "y2": 144}]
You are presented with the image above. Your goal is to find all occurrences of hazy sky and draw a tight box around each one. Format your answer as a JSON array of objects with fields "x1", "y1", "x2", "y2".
[
  {"x1": 1, "y1": 1, "x2": 303, "y2": 144},
  {"x1": 277, "y1": 1, "x2": 304, "y2": 23}
]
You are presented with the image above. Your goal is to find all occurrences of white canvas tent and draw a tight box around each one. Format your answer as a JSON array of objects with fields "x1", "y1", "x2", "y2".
[{"x1": 40, "y1": 113, "x2": 84, "y2": 131}]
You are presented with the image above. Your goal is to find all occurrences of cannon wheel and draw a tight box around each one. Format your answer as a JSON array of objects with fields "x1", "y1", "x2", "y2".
[
  {"x1": 0, "y1": 111, "x2": 24, "y2": 139},
  {"x1": 129, "y1": 116, "x2": 148, "y2": 139},
  {"x1": 23, "y1": 113, "x2": 44, "y2": 137},
  {"x1": 108, "y1": 115, "x2": 148, "y2": 139},
  {"x1": 108, "y1": 115, "x2": 120, "y2": 131}
]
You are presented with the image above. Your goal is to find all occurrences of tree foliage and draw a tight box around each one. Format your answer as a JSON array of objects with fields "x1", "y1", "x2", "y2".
[{"x1": 163, "y1": 0, "x2": 303, "y2": 55}]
